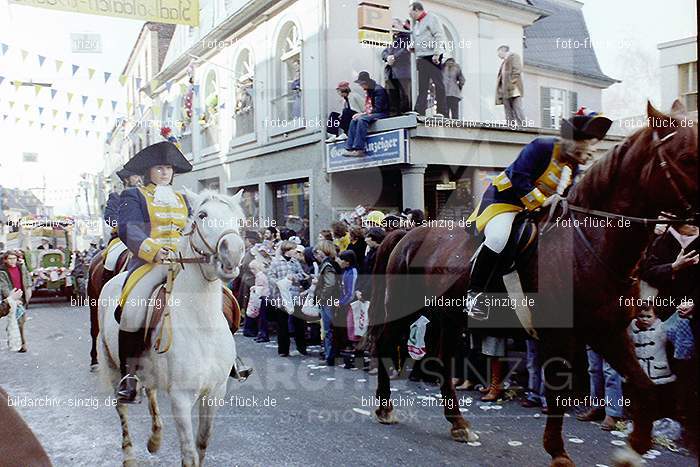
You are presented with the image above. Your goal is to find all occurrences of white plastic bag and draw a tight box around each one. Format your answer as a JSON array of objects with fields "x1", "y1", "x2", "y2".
[
  {"x1": 246, "y1": 286, "x2": 262, "y2": 318},
  {"x1": 407, "y1": 315, "x2": 430, "y2": 360},
  {"x1": 2, "y1": 298, "x2": 22, "y2": 351},
  {"x1": 301, "y1": 286, "x2": 321, "y2": 318},
  {"x1": 276, "y1": 278, "x2": 295, "y2": 314},
  {"x1": 350, "y1": 300, "x2": 370, "y2": 337}
]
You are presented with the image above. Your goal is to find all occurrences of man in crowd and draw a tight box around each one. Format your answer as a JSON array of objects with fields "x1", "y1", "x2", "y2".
[
  {"x1": 342, "y1": 71, "x2": 389, "y2": 157},
  {"x1": 409, "y1": 2, "x2": 447, "y2": 117},
  {"x1": 495, "y1": 45, "x2": 526, "y2": 127}
]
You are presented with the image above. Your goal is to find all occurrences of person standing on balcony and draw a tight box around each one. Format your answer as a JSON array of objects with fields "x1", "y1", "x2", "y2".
[
  {"x1": 409, "y1": 2, "x2": 447, "y2": 117},
  {"x1": 495, "y1": 45, "x2": 526, "y2": 127},
  {"x1": 342, "y1": 71, "x2": 389, "y2": 157},
  {"x1": 382, "y1": 18, "x2": 413, "y2": 116},
  {"x1": 443, "y1": 58, "x2": 465, "y2": 119}
]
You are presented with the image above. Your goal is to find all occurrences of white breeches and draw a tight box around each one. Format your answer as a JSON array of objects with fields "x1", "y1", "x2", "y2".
[
  {"x1": 104, "y1": 241, "x2": 128, "y2": 271},
  {"x1": 483, "y1": 212, "x2": 518, "y2": 254},
  {"x1": 119, "y1": 264, "x2": 168, "y2": 332}
]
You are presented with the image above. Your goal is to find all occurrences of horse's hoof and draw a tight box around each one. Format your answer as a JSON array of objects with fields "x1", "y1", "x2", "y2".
[
  {"x1": 550, "y1": 455, "x2": 575, "y2": 467},
  {"x1": 611, "y1": 445, "x2": 643, "y2": 467},
  {"x1": 374, "y1": 407, "x2": 398, "y2": 425},
  {"x1": 123, "y1": 459, "x2": 137, "y2": 467},
  {"x1": 147, "y1": 436, "x2": 161, "y2": 454},
  {"x1": 90, "y1": 363, "x2": 99, "y2": 373},
  {"x1": 450, "y1": 426, "x2": 479, "y2": 443}
]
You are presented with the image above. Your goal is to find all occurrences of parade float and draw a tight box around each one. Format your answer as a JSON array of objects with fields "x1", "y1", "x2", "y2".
[{"x1": 7, "y1": 216, "x2": 79, "y2": 300}]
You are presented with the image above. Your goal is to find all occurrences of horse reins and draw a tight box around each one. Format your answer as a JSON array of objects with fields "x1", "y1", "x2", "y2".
[{"x1": 542, "y1": 129, "x2": 697, "y2": 284}]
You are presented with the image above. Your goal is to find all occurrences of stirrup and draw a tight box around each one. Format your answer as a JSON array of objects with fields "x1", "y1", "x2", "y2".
[
  {"x1": 230, "y1": 357, "x2": 253, "y2": 382},
  {"x1": 464, "y1": 291, "x2": 490, "y2": 320},
  {"x1": 116, "y1": 374, "x2": 141, "y2": 404}
]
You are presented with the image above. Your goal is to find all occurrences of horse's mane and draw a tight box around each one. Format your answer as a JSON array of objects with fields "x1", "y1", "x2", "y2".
[
  {"x1": 189, "y1": 189, "x2": 244, "y2": 218},
  {"x1": 567, "y1": 128, "x2": 651, "y2": 208}
]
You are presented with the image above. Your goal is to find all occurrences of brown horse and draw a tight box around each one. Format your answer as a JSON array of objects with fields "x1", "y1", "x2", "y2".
[
  {"x1": 368, "y1": 101, "x2": 698, "y2": 466},
  {"x1": 0, "y1": 386, "x2": 52, "y2": 467},
  {"x1": 87, "y1": 247, "x2": 129, "y2": 370}
]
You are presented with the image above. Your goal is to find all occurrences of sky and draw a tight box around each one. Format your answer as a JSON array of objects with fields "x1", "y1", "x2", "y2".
[{"x1": 0, "y1": 0, "x2": 696, "y2": 215}]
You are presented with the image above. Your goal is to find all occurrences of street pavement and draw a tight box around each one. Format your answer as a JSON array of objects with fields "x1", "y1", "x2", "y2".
[{"x1": 1, "y1": 297, "x2": 697, "y2": 467}]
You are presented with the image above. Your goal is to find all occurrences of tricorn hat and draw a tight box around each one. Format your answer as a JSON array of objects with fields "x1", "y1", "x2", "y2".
[
  {"x1": 123, "y1": 141, "x2": 192, "y2": 175},
  {"x1": 116, "y1": 167, "x2": 139, "y2": 183},
  {"x1": 560, "y1": 107, "x2": 613, "y2": 141}
]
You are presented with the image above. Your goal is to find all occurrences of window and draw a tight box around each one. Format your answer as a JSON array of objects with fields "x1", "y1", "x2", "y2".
[
  {"x1": 273, "y1": 22, "x2": 302, "y2": 122},
  {"x1": 200, "y1": 70, "x2": 219, "y2": 150},
  {"x1": 233, "y1": 49, "x2": 255, "y2": 138},
  {"x1": 271, "y1": 179, "x2": 309, "y2": 242},
  {"x1": 540, "y1": 87, "x2": 577, "y2": 129},
  {"x1": 199, "y1": 178, "x2": 220, "y2": 192},
  {"x1": 679, "y1": 62, "x2": 697, "y2": 112}
]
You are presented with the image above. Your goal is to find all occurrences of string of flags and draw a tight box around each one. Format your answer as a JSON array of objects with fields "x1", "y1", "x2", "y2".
[{"x1": 0, "y1": 113, "x2": 103, "y2": 138}]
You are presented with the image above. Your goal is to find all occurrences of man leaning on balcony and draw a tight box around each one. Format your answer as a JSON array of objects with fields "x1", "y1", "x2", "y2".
[{"x1": 342, "y1": 71, "x2": 389, "y2": 158}]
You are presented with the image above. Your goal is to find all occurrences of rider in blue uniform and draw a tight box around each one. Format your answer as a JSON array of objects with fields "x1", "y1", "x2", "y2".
[
  {"x1": 465, "y1": 108, "x2": 613, "y2": 315},
  {"x1": 102, "y1": 168, "x2": 142, "y2": 289}
]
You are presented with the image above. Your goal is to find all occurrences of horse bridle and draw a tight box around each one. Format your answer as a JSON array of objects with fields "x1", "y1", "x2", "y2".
[{"x1": 166, "y1": 208, "x2": 240, "y2": 282}]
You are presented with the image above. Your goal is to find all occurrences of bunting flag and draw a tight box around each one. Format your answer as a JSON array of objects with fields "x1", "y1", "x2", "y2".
[
  {"x1": 50, "y1": 89, "x2": 58, "y2": 100},
  {"x1": 55, "y1": 59, "x2": 63, "y2": 72},
  {"x1": 34, "y1": 84, "x2": 42, "y2": 96},
  {"x1": 40, "y1": 123, "x2": 45, "y2": 129},
  {"x1": 85, "y1": 130, "x2": 89, "y2": 137},
  {"x1": 97, "y1": 98, "x2": 103, "y2": 109},
  {"x1": 67, "y1": 92, "x2": 74, "y2": 103},
  {"x1": 104, "y1": 116, "x2": 109, "y2": 125},
  {"x1": 15, "y1": 117, "x2": 20, "y2": 124},
  {"x1": 152, "y1": 104, "x2": 161, "y2": 118},
  {"x1": 0, "y1": 43, "x2": 7, "y2": 55},
  {"x1": 165, "y1": 80, "x2": 173, "y2": 92},
  {"x1": 28, "y1": 120, "x2": 34, "y2": 127},
  {"x1": 0, "y1": 76, "x2": 4, "y2": 85},
  {"x1": 87, "y1": 68, "x2": 96, "y2": 80},
  {"x1": 72, "y1": 64, "x2": 79, "y2": 76},
  {"x1": 127, "y1": 102, "x2": 133, "y2": 114},
  {"x1": 24, "y1": 104, "x2": 30, "y2": 112},
  {"x1": 91, "y1": 115, "x2": 96, "y2": 123},
  {"x1": 8, "y1": 101, "x2": 14, "y2": 109},
  {"x1": 66, "y1": 111, "x2": 71, "y2": 120},
  {"x1": 111, "y1": 100, "x2": 117, "y2": 111},
  {"x1": 38, "y1": 55, "x2": 46, "y2": 67},
  {"x1": 52, "y1": 124, "x2": 57, "y2": 131},
  {"x1": 138, "y1": 104, "x2": 144, "y2": 115},
  {"x1": 63, "y1": 127, "x2": 68, "y2": 135},
  {"x1": 38, "y1": 107, "x2": 44, "y2": 115},
  {"x1": 74, "y1": 129, "x2": 79, "y2": 136},
  {"x1": 150, "y1": 79, "x2": 159, "y2": 91},
  {"x1": 135, "y1": 77, "x2": 142, "y2": 89},
  {"x1": 119, "y1": 75, "x2": 127, "y2": 86},
  {"x1": 52, "y1": 109, "x2": 58, "y2": 118},
  {"x1": 104, "y1": 72, "x2": 111, "y2": 83},
  {"x1": 78, "y1": 113, "x2": 84, "y2": 122},
  {"x1": 20, "y1": 49, "x2": 29, "y2": 61},
  {"x1": 81, "y1": 95, "x2": 88, "y2": 106},
  {"x1": 13, "y1": 80, "x2": 22, "y2": 91},
  {"x1": 192, "y1": 84, "x2": 200, "y2": 94}
]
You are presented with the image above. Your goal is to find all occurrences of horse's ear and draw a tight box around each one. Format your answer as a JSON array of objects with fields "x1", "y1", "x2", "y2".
[
  {"x1": 229, "y1": 189, "x2": 244, "y2": 205},
  {"x1": 182, "y1": 186, "x2": 199, "y2": 208},
  {"x1": 670, "y1": 99, "x2": 687, "y2": 118},
  {"x1": 646, "y1": 101, "x2": 676, "y2": 136}
]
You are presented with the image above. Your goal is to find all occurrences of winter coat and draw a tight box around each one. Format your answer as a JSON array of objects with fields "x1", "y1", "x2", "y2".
[
  {"x1": 495, "y1": 53, "x2": 524, "y2": 104},
  {"x1": 382, "y1": 31, "x2": 412, "y2": 80},
  {"x1": 443, "y1": 60, "x2": 465, "y2": 98}
]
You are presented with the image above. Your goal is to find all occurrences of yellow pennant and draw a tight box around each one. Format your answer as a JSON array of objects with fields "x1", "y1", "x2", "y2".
[
  {"x1": 78, "y1": 113, "x2": 84, "y2": 122},
  {"x1": 74, "y1": 128, "x2": 79, "y2": 136},
  {"x1": 119, "y1": 75, "x2": 128, "y2": 86},
  {"x1": 13, "y1": 80, "x2": 22, "y2": 91},
  {"x1": 20, "y1": 50, "x2": 28, "y2": 61},
  {"x1": 88, "y1": 68, "x2": 96, "y2": 80},
  {"x1": 34, "y1": 84, "x2": 42, "y2": 96},
  {"x1": 24, "y1": 104, "x2": 30, "y2": 112},
  {"x1": 97, "y1": 98, "x2": 104, "y2": 108},
  {"x1": 67, "y1": 92, "x2": 74, "y2": 103},
  {"x1": 151, "y1": 79, "x2": 160, "y2": 91},
  {"x1": 55, "y1": 59, "x2": 63, "y2": 72},
  {"x1": 52, "y1": 109, "x2": 58, "y2": 118},
  {"x1": 8, "y1": 101, "x2": 15, "y2": 108}
]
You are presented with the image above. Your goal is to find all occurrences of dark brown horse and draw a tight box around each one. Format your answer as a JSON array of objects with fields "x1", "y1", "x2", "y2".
[
  {"x1": 0, "y1": 386, "x2": 52, "y2": 467},
  {"x1": 368, "y1": 101, "x2": 698, "y2": 466},
  {"x1": 87, "y1": 247, "x2": 129, "y2": 370}
]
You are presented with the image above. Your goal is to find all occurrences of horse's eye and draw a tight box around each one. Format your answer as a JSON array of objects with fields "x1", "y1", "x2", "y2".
[{"x1": 198, "y1": 212, "x2": 207, "y2": 220}]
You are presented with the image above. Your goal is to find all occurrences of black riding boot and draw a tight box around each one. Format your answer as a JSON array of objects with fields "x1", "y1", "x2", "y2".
[
  {"x1": 117, "y1": 330, "x2": 144, "y2": 403},
  {"x1": 464, "y1": 245, "x2": 501, "y2": 319},
  {"x1": 230, "y1": 356, "x2": 253, "y2": 381},
  {"x1": 101, "y1": 268, "x2": 115, "y2": 291}
]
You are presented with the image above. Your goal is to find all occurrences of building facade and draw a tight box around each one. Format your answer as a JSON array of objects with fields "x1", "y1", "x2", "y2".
[
  {"x1": 658, "y1": 36, "x2": 697, "y2": 118},
  {"x1": 108, "y1": 0, "x2": 618, "y2": 243}
]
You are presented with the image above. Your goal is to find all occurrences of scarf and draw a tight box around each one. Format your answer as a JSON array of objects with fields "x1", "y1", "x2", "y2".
[
  {"x1": 669, "y1": 227, "x2": 699, "y2": 250},
  {"x1": 153, "y1": 185, "x2": 180, "y2": 207}
]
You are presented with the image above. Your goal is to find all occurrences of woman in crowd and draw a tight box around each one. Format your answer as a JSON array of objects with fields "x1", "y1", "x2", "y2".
[
  {"x1": 337, "y1": 250, "x2": 359, "y2": 368},
  {"x1": 347, "y1": 226, "x2": 367, "y2": 270},
  {"x1": 0, "y1": 251, "x2": 32, "y2": 352},
  {"x1": 331, "y1": 221, "x2": 350, "y2": 252},
  {"x1": 314, "y1": 240, "x2": 341, "y2": 366},
  {"x1": 267, "y1": 240, "x2": 308, "y2": 357}
]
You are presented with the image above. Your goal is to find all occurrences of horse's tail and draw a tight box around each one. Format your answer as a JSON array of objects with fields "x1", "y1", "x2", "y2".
[{"x1": 363, "y1": 229, "x2": 408, "y2": 353}]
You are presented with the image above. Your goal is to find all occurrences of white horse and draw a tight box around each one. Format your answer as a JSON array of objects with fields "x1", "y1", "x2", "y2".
[{"x1": 98, "y1": 189, "x2": 246, "y2": 467}]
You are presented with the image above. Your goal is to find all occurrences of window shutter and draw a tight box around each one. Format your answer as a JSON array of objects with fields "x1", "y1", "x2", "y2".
[
  {"x1": 568, "y1": 91, "x2": 578, "y2": 116},
  {"x1": 541, "y1": 87, "x2": 551, "y2": 128}
]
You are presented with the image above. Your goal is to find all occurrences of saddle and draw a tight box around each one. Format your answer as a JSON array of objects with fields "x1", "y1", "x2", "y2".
[
  {"x1": 144, "y1": 285, "x2": 241, "y2": 353},
  {"x1": 497, "y1": 211, "x2": 538, "y2": 275}
]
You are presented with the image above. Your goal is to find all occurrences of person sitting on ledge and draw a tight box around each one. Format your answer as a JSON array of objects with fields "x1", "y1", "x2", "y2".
[{"x1": 342, "y1": 71, "x2": 389, "y2": 158}]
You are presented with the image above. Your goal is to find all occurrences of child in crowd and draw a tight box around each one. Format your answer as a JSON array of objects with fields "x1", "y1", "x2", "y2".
[{"x1": 628, "y1": 300, "x2": 694, "y2": 421}]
